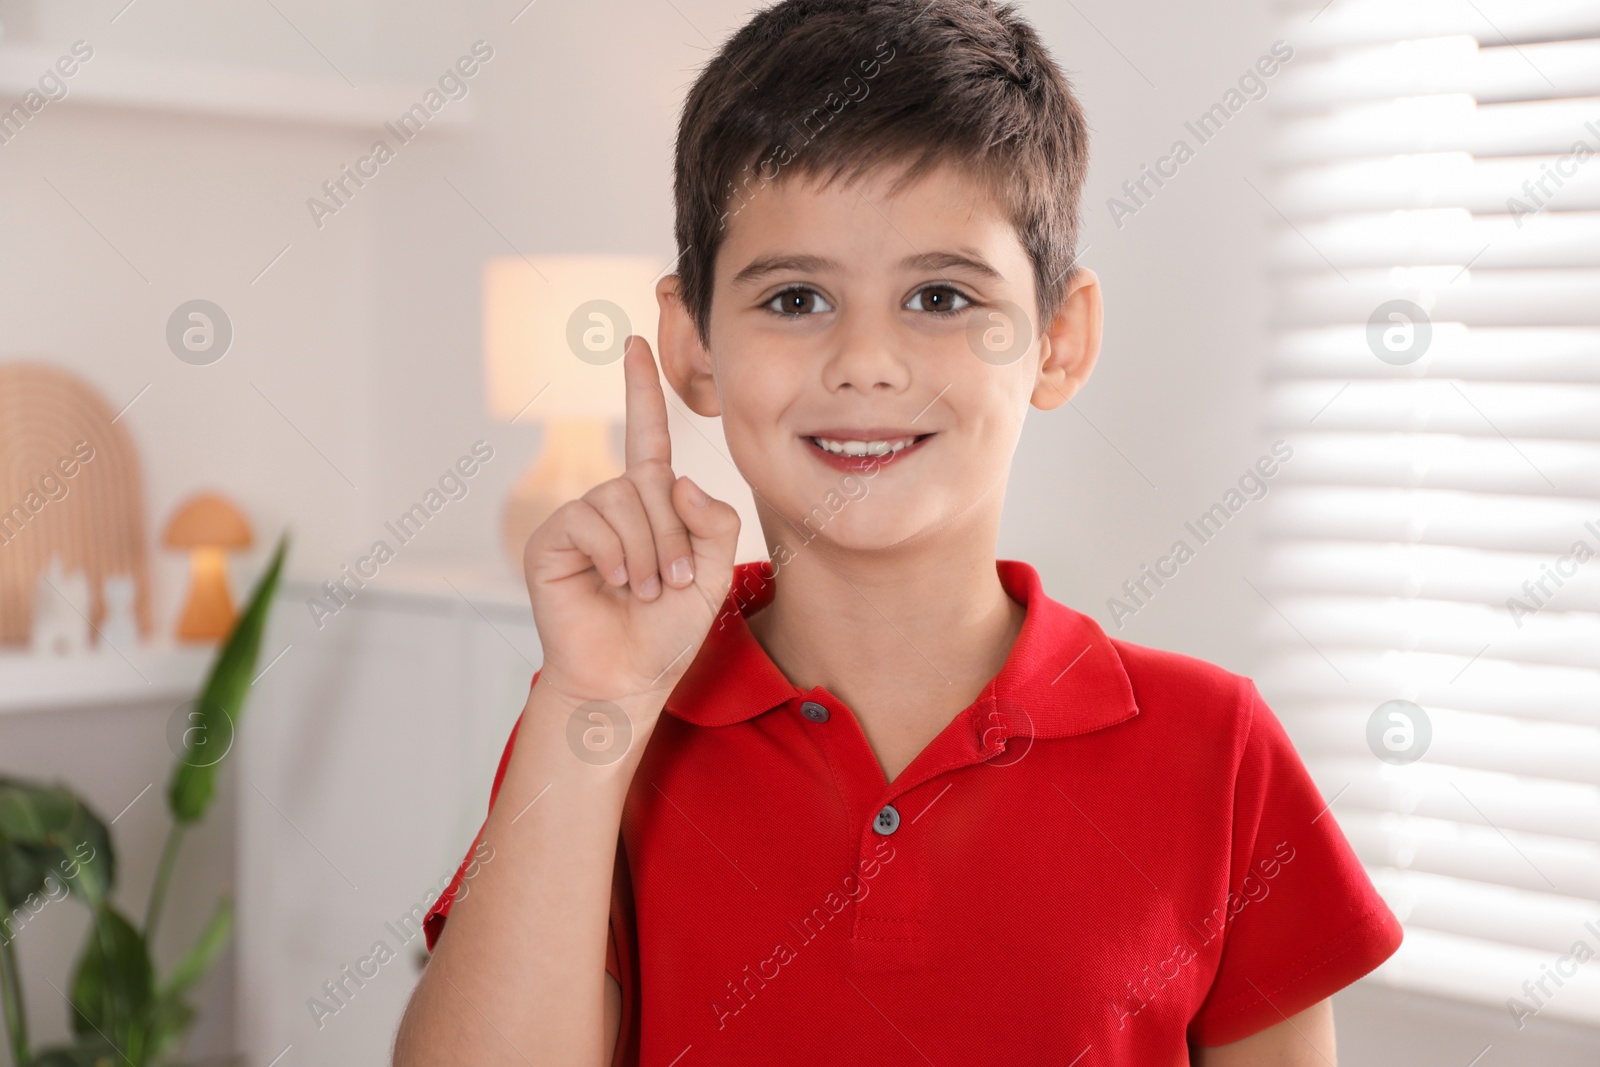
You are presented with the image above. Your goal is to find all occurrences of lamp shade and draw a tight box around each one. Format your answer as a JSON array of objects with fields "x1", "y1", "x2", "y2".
[
  {"x1": 163, "y1": 492, "x2": 252, "y2": 550},
  {"x1": 484, "y1": 254, "x2": 663, "y2": 423}
]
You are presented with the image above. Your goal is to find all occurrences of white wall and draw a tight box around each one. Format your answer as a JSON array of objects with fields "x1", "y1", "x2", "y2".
[
  {"x1": 3, "y1": 0, "x2": 1585, "y2": 1063},
  {"x1": 1001, "y1": 0, "x2": 1280, "y2": 672},
  {"x1": 0, "y1": 0, "x2": 1282, "y2": 650}
]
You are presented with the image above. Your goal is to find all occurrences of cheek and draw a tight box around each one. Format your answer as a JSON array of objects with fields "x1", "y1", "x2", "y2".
[
  {"x1": 715, "y1": 386, "x2": 794, "y2": 497},
  {"x1": 720, "y1": 418, "x2": 768, "y2": 475},
  {"x1": 718, "y1": 375, "x2": 781, "y2": 449},
  {"x1": 932, "y1": 402, "x2": 1026, "y2": 493},
  {"x1": 954, "y1": 371, "x2": 1030, "y2": 443},
  {"x1": 715, "y1": 348, "x2": 808, "y2": 443}
]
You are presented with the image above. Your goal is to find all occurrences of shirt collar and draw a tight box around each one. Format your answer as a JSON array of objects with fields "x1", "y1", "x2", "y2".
[{"x1": 664, "y1": 559, "x2": 1140, "y2": 739}]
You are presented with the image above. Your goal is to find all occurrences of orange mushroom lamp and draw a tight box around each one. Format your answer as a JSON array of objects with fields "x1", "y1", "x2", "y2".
[{"x1": 164, "y1": 492, "x2": 252, "y2": 641}]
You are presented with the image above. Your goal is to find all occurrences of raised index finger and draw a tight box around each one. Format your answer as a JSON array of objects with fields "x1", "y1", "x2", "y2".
[{"x1": 623, "y1": 334, "x2": 673, "y2": 470}]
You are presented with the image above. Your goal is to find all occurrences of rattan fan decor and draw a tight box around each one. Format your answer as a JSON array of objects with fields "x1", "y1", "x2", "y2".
[{"x1": 0, "y1": 362, "x2": 152, "y2": 646}]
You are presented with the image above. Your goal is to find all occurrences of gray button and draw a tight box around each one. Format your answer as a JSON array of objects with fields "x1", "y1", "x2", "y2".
[
  {"x1": 873, "y1": 804, "x2": 900, "y2": 835},
  {"x1": 800, "y1": 700, "x2": 829, "y2": 723}
]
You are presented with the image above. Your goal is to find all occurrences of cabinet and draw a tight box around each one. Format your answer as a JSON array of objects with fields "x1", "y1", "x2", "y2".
[{"x1": 237, "y1": 563, "x2": 539, "y2": 1066}]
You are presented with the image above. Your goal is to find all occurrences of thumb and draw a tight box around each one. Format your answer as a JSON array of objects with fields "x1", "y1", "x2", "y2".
[{"x1": 672, "y1": 475, "x2": 740, "y2": 566}]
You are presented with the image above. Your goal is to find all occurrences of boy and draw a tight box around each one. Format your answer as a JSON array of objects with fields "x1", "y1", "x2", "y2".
[{"x1": 394, "y1": 0, "x2": 1402, "y2": 1063}]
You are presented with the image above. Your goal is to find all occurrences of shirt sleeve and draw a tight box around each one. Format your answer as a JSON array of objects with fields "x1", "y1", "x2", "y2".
[
  {"x1": 1187, "y1": 680, "x2": 1404, "y2": 1047},
  {"x1": 422, "y1": 672, "x2": 627, "y2": 991}
]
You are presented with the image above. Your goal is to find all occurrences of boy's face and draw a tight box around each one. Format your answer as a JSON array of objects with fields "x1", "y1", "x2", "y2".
[{"x1": 659, "y1": 161, "x2": 1101, "y2": 556}]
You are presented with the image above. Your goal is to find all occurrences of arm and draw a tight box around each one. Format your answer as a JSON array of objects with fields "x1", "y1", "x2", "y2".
[
  {"x1": 1191, "y1": 998, "x2": 1336, "y2": 1067},
  {"x1": 392, "y1": 677, "x2": 655, "y2": 1066},
  {"x1": 604, "y1": 973, "x2": 622, "y2": 1063},
  {"x1": 392, "y1": 335, "x2": 738, "y2": 1066}
]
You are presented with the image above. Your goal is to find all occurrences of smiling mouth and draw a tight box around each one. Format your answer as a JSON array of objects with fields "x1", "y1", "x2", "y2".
[{"x1": 805, "y1": 434, "x2": 935, "y2": 457}]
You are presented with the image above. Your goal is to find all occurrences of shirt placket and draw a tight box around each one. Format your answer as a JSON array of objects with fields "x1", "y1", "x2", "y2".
[{"x1": 793, "y1": 689, "x2": 1009, "y2": 973}]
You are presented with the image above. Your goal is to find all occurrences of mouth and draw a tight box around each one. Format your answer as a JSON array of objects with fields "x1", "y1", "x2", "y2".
[{"x1": 801, "y1": 429, "x2": 936, "y2": 470}]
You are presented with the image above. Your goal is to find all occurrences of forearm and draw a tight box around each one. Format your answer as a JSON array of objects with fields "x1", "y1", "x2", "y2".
[
  {"x1": 1190, "y1": 998, "x2": 1336, "y2": 1067},
  {"x1": 393, "y1": 677, "x2": 660, "y2": 1066}
]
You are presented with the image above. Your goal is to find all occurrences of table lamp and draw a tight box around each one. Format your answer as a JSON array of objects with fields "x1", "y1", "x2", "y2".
[
  {"x1": 484, "y1": 254, "x2": 663, "y2": 573},
  {"x1": 163, "y1": 491, "x2": 252, "y2": 641}
]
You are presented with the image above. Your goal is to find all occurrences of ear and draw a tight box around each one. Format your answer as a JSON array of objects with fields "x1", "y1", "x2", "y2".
[
  {"x1": 656, "y1": 273, "x2": 721, "y2": 418},
  {"x1": 1031, "y1": 266, "x2": 1102, "y2": 410}
]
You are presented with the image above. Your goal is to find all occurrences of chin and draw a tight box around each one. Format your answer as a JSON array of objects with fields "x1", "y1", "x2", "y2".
[{"x1": 784, "y1": 508, "x2": 939, "y2": 555}]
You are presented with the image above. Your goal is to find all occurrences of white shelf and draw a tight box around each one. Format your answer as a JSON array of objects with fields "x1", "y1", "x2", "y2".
[
  {"x1": 0, "y1": 559, "x2": 525, "y2": 715},
  {"x1": 0, "y1": 44, "x2": 477, "y2": 129},
  {"x1": 0, "y1": 643, "x2": 213, "y2": 714},
  {"x1": 283, "y1": 556, "x2": 533, "y2": 622}
]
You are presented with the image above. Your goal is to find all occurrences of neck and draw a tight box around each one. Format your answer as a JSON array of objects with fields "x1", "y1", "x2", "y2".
[{"x1": 743, "y1": 501, "x2": 1024, "y2": 713}]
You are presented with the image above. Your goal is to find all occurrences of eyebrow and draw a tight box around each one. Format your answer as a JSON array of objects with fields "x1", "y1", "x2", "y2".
[{"x1": 729, "y1": 249, "x2": 1005, "y2": 288}]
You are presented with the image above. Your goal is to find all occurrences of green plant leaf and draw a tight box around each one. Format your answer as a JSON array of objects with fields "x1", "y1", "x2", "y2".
[
  {"x1": 144, "y1": 989, "x2": 196, "y2": 1063},
  {"x1": 68, "y1": 905, "x2": 152, "y2": 1061},
  {"x1": 167, "y1": 535, "x2": 289, "y2": 824},
  {"x1": 28, "y1": 1035, "x2": 120, "y2": 1067},
  {"x1": 161, "y1": 895, "x2": 231, "y2": 1000},
  {"x1": 0, "y1": 782, "x2": 114, "y2": 910},
  {"x1": 0, "y1": 782, "x2": 75, "y2": 839},
  {"x1": 54, "y1": 798, "x2": 114, "y2": 909},
  {"x1": 1, "y1": 843, "x2": 46, "y2": 915}
]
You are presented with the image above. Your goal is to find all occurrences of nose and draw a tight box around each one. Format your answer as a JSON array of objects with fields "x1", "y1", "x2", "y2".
[{"x1": 820, "y1": 309, "x2": 912, "y2": 394}]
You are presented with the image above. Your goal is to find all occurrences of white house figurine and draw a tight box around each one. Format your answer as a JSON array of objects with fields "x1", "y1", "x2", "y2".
[{"x1": 29, "y1": 555, "x2": 93, "y2": 655}]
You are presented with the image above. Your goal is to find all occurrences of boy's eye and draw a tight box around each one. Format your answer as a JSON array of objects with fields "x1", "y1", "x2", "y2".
[
  {"x1": 905, "y1": 284, "x2": 972, "y2": 315},
  {"x1": 765, "y1": 287, "x2": 834, "y2": 316},
  {"x1": 762, "y1": 285, "x2": 974, "y2": 317}
]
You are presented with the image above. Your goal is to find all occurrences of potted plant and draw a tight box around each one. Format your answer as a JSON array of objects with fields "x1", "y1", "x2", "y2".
[{"x1": 0, "y1": 535, "x2": 288, "y2": 1067}]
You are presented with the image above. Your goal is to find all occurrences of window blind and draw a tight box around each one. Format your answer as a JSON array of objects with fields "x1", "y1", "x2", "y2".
[{"x1": 1259, "y1": 0, "x2": 1600, "y2": 1026}]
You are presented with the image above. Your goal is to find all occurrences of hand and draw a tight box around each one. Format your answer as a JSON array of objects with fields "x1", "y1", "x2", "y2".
[{"x1": 523, "y1": 334, "x2": 741, "y2": 707}]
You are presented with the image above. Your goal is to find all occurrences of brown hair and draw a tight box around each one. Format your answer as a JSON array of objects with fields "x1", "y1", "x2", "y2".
[{"x1": 672, "y1": 0, "x2": 1090, "y2": 349}]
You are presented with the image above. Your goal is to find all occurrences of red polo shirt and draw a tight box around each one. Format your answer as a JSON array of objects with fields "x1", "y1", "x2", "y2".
[{"x1": 424, "y1": 559, "x2": 1402, "y2": 1063}]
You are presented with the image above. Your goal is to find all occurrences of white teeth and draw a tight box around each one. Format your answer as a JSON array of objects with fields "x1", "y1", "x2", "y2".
[{"x1": 810, "y1": 436, "x2": 918, "y2": 457}]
